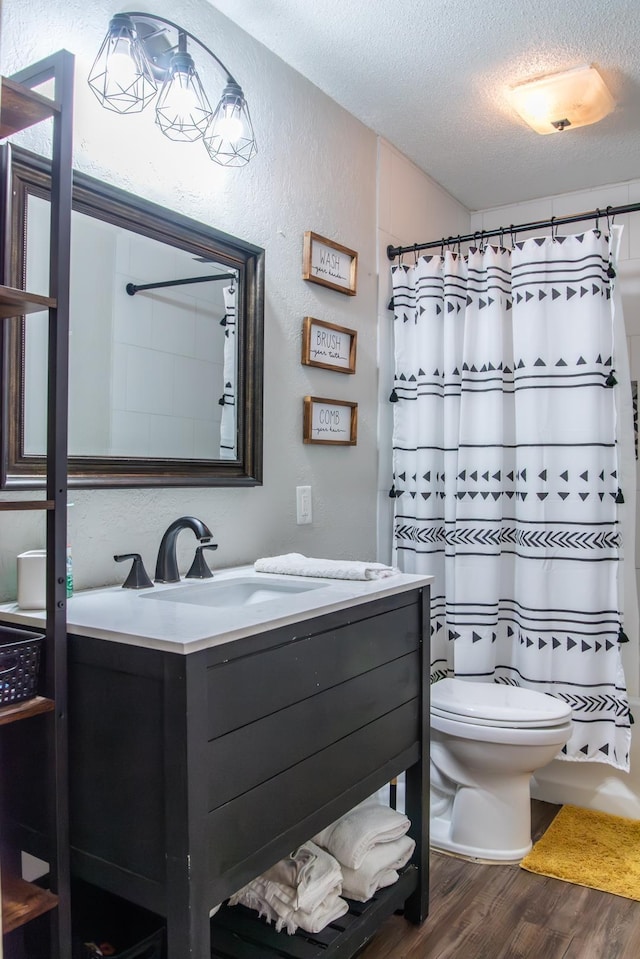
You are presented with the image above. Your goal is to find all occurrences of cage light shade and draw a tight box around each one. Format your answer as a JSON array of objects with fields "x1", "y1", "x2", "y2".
[
  {"x1": 88, "y1": 14, "x2": 157, "y2": 114},
  {"x1": 155, "y1": 50, "x2": 213, "y2": 141},
  {"x1": 509, "y1": 64, "x2": 615, "y2": 134},
  {"x1": 203, "y1": 82, "x2": 257, "y2": 167}
]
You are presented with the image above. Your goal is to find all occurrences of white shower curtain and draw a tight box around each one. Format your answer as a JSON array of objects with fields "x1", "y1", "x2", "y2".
[{"x1": 390, "y1": 229, "x2": 632, "y2": 770}]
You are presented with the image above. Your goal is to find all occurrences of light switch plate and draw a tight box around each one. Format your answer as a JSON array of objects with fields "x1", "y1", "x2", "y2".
[{"x1": 296, "y1": 485, "x2": 312, "y2": 524}]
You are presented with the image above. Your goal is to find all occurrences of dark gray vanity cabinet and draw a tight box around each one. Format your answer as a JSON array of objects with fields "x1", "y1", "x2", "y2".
[{"x1": 67, "y1": 586, "x2": 430, "y2": 959}]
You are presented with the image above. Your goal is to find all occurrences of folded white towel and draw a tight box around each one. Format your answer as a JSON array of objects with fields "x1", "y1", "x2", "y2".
[
  {"x1": 229, "y1": 841, "x2": 346, "y2": 935},
  {"x1": 290, "y1": 889, "x2": 349, "y2": 935},
  {"x1": 254, "y1": 553, "x2": 399, "y2": 581},
  {"x1": 229, "y1": 883, "x2": 281, "y2": 927},
  {"x1": 346, "y1": 866, "x2": 399, "y2": 901},
  {"x1": 313, "y1": 799, "x2": 411, "y2": 870},
  {"x1": 341, "y1": 834, "x2": 415, "y2": 902},
  {"x1": 230, "y1": 879, "x2": 348, "y2": 936},
  {"x1": 262, "y1": 841, "x2": 343, "y2": 913}
]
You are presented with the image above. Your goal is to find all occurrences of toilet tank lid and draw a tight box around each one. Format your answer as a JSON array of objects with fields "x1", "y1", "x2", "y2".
[{"x1": 431, "y1": 678, "x2": 572, "y2": 724}]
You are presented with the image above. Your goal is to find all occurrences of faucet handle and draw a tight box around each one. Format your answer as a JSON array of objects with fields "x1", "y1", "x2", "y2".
[
  {"x1": 186, "y1": 544, "x2": 218, "y2": 579},
  {"x1": 114, "y1": 553, "x2": 154, "y2": 589}
]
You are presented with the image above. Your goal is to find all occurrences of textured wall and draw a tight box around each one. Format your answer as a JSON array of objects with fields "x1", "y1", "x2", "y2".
[{"x1": 0, "y1": 0, "x2": 379, "y2": 594}]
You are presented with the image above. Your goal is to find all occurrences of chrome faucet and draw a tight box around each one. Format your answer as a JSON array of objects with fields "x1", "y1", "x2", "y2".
[{"x1": 155, "y1": 516, "x2": 214, "y2": 583}]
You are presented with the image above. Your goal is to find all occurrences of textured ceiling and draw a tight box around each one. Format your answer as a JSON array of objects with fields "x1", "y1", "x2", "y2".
[{"x1": 207, "y1": 0, "x2": 640, "y2": 211}]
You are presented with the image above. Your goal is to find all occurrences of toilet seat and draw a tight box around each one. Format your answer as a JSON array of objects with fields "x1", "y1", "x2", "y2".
[{"x1": 431, "y1": 677, "x2": 572, "y2": 729}]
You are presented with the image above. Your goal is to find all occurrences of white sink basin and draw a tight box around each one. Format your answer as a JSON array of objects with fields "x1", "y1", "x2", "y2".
[{"x1": 139, "y1": 576, "x2": 324, "y2": 608}]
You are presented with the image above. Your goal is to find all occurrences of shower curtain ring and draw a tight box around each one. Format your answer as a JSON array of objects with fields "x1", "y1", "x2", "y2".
[
  {"x1": 440, "y1": 237, "x2": 446, "y2": 258},
  {"x1": 594, "y1": 208, "x2": 601, "y2": 234},
  {"x1": 457, "y1": 235, "x2": 462, "y2": 258},
  {"x1": 606, "y1": 205, "x2": 615, "y2": 232},
  {"x1": 605, "y1": 206, "x2": 617, "y2": 277},
  {"x1": 510, "y1": 224, "x2": 516, "y2": 247},
  {"x1": 550, "y1": 216, "x2": 557, "y2": 242},
  {"x1": 413, "y1": 242, "x2": 419, "y2": 265}
]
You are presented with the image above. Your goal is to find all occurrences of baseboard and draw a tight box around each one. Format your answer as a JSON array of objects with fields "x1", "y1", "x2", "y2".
[{"x1": 531, "y1": 696, "x2": 640, "y2": 819}]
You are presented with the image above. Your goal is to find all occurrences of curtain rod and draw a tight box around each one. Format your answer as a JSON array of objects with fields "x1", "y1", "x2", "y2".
[
  {"x1": 125, "y1": 272, "x2": 237, "y2": 296},
  {"x1": 386, "y1": 201, "x2": 640, "y2": 261}
]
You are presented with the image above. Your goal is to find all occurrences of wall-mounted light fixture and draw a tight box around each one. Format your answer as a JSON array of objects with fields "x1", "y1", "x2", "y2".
[
  {"x1": 508, "y1": 64, "x2": 615, "y2": 135},
  {"x1": 88, "y1": 11, "x2": 257, "y2": 166}
]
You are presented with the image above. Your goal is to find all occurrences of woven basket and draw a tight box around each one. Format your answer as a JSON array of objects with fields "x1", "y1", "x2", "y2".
[{"x1": 0, "y1": 627, "x2": 44, "y2": 705}]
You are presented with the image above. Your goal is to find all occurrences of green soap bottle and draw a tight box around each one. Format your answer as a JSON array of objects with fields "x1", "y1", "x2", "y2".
[
  {"x1": 66, "y1": 544, "x2": 73, "y2": 598},
  {"x1": 66, "y1": 501, "x2": 74, "y2": 598}
]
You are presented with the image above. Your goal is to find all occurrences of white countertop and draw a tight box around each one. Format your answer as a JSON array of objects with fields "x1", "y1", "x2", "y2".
[{"x1": 0, "y1": 565, "x2": 433, "y2": 654}]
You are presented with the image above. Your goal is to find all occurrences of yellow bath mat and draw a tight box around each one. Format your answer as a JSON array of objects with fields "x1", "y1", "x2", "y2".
[{"x1": 520, "y1": 804, "x2": 640, "y2": 900}]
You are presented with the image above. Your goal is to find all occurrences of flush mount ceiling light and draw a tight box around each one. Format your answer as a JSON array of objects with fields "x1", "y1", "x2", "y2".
[
  {"x1": 508, "y1": 64, "x2": 615, "y2": 135},
  {"x1": 88, "y1": 11, "x2": 257, "y2": 166}
]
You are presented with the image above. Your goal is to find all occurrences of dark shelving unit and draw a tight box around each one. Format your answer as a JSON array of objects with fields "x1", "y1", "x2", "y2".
[{"x1": 0, "y1": 50, "x2": 74, "y2": 958}]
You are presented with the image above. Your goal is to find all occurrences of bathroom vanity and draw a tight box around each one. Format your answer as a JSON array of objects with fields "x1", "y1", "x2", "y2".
[{"x1": 1, "y1": 568, "x2": 431, "y2": 959}]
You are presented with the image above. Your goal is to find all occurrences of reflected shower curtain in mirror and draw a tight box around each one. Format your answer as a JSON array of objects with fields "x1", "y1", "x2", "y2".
[
  {"x1": 219, "y1": 284, "x2": 237, "y2": 459},
  {"x1": 390, "y1": 229, "x2": 632, "y2": 769}
]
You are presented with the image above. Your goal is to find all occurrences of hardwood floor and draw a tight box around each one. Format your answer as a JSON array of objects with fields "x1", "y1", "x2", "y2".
[{"x1": 358, "y1": 801, "x2": 640, "y2": 959}]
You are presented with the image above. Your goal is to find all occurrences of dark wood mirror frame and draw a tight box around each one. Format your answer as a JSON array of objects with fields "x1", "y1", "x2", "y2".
[{"x1": 0, "y1": 145, "x2": 264, "y2": 488}]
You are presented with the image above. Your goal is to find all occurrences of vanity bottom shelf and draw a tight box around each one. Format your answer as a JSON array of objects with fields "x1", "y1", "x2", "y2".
[{"x1": 211, "y1": 865, "x2": 417, "y2": 959}]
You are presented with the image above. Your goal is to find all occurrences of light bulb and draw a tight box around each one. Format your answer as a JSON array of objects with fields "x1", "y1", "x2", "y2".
[
  {"x1": 88, "y1": 14, "x2": 157, "y2": 114},
  {"x1": 106, "y1": 47, "x2": 139, "y2": 90},
  {"x1": 216, "y1": 109, "x2": 244, "y2": 145},
  {"x1": 165, "y1": 73, "x2": 200, "y2": 115},
  {"x1": 155, "y1": 49, "x2": 212, "y2": 141},
  {"x1": 203, "y1": 82, "x2": 258, "y2": 167}
]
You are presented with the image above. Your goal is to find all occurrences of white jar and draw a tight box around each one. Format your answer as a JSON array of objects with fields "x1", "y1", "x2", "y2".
[{"x1": 17, "y1": 549, "x2": 47, "y2": 609}]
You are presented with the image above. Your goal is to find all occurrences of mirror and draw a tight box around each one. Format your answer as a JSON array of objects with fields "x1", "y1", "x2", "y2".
[{"x1": 1, "y1": 145, "x2": 264, "y2": 487}]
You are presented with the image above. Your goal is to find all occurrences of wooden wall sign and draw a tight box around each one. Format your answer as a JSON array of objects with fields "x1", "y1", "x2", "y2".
[
  {"x1": 301, "y1": 317, "x2": 357, "y2": 374},
  {"x1": 302, "y1": 232, "x2": 358, "y2": 295},
  {"x1": 303, "y1": 396, "x2": 358, "y2": 445}
]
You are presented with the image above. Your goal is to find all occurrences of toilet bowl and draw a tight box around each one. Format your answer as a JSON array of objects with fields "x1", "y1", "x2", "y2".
[{"x1": 430, "y1": 678, "x2": 572, "y2": 862}]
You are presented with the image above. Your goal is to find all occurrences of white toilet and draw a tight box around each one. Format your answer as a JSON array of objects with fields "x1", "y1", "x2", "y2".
[{"x1": 430, "y1": 678, "x2": 572, "y2": 862}]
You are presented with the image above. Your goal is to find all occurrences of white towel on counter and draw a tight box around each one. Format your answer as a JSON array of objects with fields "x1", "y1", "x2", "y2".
[
  {"x1": 341, "y1": 834, "x2": 415, "y2": 903},
  {"x1": 313, "y1": 799, "x2": 411, "y2": 870},
  {"x1": 229, "y1": 841, "x2": 347, "y2": 935},
  {"x1": 254, "y1": 553, "x2": 400, "y2": 581}
]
